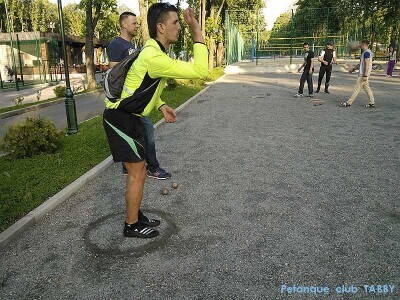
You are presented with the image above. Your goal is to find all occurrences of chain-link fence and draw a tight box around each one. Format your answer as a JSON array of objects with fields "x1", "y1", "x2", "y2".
[
  {"x1": 225, "y1": 7, "x2": 399, "y2": 65},
  {"x1": 225, "y1": 10, "x2": 260, "y2": 65},
  {"x1": 0, "y1": 32, "x2": 65, "y2": 90}
]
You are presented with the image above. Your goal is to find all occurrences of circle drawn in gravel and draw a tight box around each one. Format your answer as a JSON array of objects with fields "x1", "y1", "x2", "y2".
[{"x1": 83, "y1": 209, "x2": 178, "y2": 257}]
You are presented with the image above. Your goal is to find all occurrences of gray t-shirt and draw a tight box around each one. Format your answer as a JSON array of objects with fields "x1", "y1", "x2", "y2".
[{"x1": 359, "y1": 49, "x2": 373, "y2": 77}]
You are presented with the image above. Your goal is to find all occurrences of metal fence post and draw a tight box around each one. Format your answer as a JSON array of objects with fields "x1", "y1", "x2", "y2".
[
  {"x1": 290, "y1": 9, "x2": 294, "y2": 64},
  {"x1": 16, "y1": 34, "x2": 24, "y2": 86},
  {"x1": 256, "y1": 10, "x2": 259, "y2": 65}
]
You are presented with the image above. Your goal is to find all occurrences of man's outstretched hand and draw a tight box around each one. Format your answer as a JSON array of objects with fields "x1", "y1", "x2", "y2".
[
  {"x1": 183, "y1": 8, "x2": 204, "y2": 43},
  {"x1": 160, "y1": 105, "x2": 177, "y2": 123},
  {"x1": 183, "y1": 8, "x2": 199, "y2": 29}
]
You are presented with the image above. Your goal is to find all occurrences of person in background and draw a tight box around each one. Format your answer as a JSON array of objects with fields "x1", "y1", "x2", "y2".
[
  {"x1": 316, "y1": 41, "x2": 337, "y2": 94},
  {"x1": 340, "y1": 40, "x2": 375, "y2": 108},
  {"x1": 108, "y1": 11, "x2": 171, "y2": 180},
  {"x1": 295, "y1": 42, "x2": 314, "y2": 98},
  {"x1": 386, "y1": 46, "x2": 397, "y2": 77}
]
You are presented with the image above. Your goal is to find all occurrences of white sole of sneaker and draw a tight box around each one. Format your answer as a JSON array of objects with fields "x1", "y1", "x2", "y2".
[{"x1": 146, "y1": 174, "x2": 169, "y2": 180}]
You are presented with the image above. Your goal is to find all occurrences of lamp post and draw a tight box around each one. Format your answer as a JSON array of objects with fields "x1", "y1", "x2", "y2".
[{"x1": 57, "y1": 0, "x2": 78, "y2": 134}]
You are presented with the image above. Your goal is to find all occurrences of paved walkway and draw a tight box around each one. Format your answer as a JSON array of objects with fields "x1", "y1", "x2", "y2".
[
  {"x1": 0, "y1": 90, "x2": 105, "y2": 138},
  {"x1": 0, "y1": 73, "x2": 102, "y2": 108},
  {"x1": 0, "y1": 70, "x2": 399, "y2": 299}
]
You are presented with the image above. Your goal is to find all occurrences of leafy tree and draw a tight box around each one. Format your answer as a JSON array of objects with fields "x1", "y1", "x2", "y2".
[
  {"x1": 80, "y1": 0, "x2": 117, "y2": 89},
  {"x1": 95, "y1": 10, "x2": 119, "y2": 41},
  {"x1": 63, "y1": 4, "x2": 85, "y2": 37},
  {"x1": 31, "y1": 0, "x2": 58, "y2": 32}
]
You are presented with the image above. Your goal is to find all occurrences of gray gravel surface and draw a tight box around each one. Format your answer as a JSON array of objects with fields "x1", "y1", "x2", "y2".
[{"x1": 0, "y1": 72, "x2": 399, "y2": 299}]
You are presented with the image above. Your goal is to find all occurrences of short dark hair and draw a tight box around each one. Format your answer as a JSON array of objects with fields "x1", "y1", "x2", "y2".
[
  {"x1": 326, "y1": 41, "x2": 333, "y2": 46},
  {"x1": 361, "y1": 39, "x2": 370, "y2": 45},
  {"x1": 119, "y1": 12, "x2": 136, "y2": 27},
  {"x1": 147, "y1": 3, "x2": 178, "y2": 39},
  {"x1": 303, "y1": 42, "x2": 309, "y2": 47}
]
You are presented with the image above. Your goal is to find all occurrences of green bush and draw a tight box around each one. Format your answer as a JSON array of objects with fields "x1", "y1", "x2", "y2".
[
  {"x1": 53, "y1": 85, "x2": 66, "y2": 98},
  {"x1": 166, "y1": 78, "x2": 178, "y2": 90},
  {"x1": 0, "y1": 117, "x2": 63, "y2": 158}
]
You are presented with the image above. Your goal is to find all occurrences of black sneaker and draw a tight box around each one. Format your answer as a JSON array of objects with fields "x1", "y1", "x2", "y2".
[
  {"x1": 123, "y1": 222, "x2": 159, "y2": 238},
  {"x1": 339, "y1": 101, "x2": 351, "y2": 107},
  {"x1": 122, "y1": 164, "x2": 128, "y2": 175},
  {"x1": 307, "y1": 95, "x2": 314, "y2": 98},
  {"x1": 324, "y1": 90, "x2": 330, "y2": 94},
  {"x1": 146, "y1": 167, "x2": 171, "y2": 180},
  {"x1": 139, "y1": 210, "x2": 160, "y2": 227},
  {"x1": 365, "y1": 103, "x2": 375, "y2": 108},
  {"x1": 315, "y1": 88, "x2": 320, "y2": 93}
]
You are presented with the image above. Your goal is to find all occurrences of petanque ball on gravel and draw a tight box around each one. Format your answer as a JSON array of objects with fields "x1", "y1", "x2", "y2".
[
  {"x1": 161, "y1": 188, "x2": 169, "y2": 195},
  {"x1": 172, "y1": 182, "x2": 178, "y2": 189}
]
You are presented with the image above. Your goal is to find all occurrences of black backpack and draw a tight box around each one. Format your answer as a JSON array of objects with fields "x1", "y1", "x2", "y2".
[{"x1": 103, "y1": 48, "x2": 142, "y2": 102}]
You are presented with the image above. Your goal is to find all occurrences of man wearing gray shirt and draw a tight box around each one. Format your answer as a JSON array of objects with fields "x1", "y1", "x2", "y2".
[{"x1": 340, "y1": 40, "x2": 375, "y2": 108}]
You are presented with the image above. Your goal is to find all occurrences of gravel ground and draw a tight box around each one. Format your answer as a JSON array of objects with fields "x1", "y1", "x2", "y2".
[{"x1": 0, "y1": 71, "x2": 399, "y2": 299}]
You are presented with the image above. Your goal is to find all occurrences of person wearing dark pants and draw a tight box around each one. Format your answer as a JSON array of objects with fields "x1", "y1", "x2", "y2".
[
  {"x1": 108, "y1": 11, "x2": 171, "y2": 180},
  {"x1": 141, "y1": 116, "x2": 161, "y2": 176},
  {"x1": 316, "y1": 42, "x2": 337, "y2": 93},
  {"x1": 386, "y1": 46, "x2": 397, "y2": 77},
  {"x1": 295, "y1": 42, "x2": 314, "y2": 98}
]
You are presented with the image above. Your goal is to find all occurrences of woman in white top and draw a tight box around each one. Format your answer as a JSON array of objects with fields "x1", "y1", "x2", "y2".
[{"x1": 387, "y1": 46, "x2": 397, "y2": 77}]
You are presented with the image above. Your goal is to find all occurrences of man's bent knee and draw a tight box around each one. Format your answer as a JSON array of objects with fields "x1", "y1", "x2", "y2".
[{"x1": 124, "y1": 161, "x2": 146, "y2": 179}]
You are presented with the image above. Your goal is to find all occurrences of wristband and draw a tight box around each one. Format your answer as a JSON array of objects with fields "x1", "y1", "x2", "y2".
[{"x1": 158, "y1": 104, "x2": 166, "y2": 111}]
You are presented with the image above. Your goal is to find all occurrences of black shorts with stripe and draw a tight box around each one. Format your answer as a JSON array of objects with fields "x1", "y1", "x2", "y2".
[{"x1": 103, "y1": 109, "x2": 146, "y2": 163}]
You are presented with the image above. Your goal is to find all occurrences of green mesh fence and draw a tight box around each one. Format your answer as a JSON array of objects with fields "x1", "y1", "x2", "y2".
[
  {"x1": 225, "y1": 7, "x2": 398, "y2": 65},
  {"x1": 225, "y1": 24, "x2": 245, "y2": 65},
  {"x1": 0, "y1": 34, "x2": 61, "y2": 89},
  {"x1": 225, "y1": 10, "x2": 260, "y2": 65},
  {"x1": 263, "y1": 7, "x2": 348, "y2": 61}
]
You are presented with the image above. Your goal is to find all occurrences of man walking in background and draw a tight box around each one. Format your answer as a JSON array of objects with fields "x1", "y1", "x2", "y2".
[
  {"x1": 295, "y1": 42, "x2": 314, "y2": 98},
  {"x1": 316, "y1": 41, "x2": 336, "y2": 94},
  {"x1": 108, "y1": 11, "x2": 171, "y2": 179},
  {"x1": 340, "y1": 40, "x2": 375, "y2": 108}
]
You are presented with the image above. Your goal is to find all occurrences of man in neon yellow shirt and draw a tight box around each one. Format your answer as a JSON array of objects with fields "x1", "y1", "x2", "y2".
[{"x1": 103, "y1": 3, "x2": 208, "y2": 238}]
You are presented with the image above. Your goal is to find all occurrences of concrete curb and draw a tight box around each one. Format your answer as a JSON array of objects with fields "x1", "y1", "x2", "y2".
[
  {"x1": 0, "y1": 75, "x2": 224, "y2": 249},
  {"x1": 0, "y1": 89, "x2": 103, "y2": 120}
]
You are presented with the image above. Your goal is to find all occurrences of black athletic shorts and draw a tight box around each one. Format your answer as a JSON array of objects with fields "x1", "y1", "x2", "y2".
[{"x1": 103, "y1": 109, "x2": 146, "y2": 163}]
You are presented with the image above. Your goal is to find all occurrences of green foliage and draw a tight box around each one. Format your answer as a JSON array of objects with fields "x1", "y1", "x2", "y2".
[
  {"x1": 95, "y1": 10, "x2": 119, "y2": 41},
  {"x1": 292, "y1": 0, "x2": 400, "y2": 47},
  {"x1": 53, "y1": 85, "x2": 66, "y2": 98},
  {"x1": 63, "y1": 4, "x2": 86, "y2": 37},
  {"x1": 166, "y1": 78, "x2": 178, "y2": 90},
  {"x1": 31, "y1": 0, "x2": 59, "y2": 32},
  {"x1": 0, "y1": 117, "x2": 62, "y2": 159},
  {"x1": 270, "y1": 12, "x2": 291, "y2": 38}
]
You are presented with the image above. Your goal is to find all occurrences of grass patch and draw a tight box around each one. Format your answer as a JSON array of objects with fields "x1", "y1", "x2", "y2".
[{"x1": 0, "y1": 68, "x2": 224, "y2": 231}]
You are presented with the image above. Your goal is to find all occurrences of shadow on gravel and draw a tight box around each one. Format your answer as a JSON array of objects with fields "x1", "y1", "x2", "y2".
[{"x1": 83, "y1": 209, "x2": 178, "y2": 257}]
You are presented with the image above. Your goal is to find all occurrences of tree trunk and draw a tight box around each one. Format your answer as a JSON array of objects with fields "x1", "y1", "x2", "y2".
[
  {"x1": 139, "y1": 0, "x2": 149, "y2": 42},
  {"x1": 216, "y1": 41, "x2": 224, "y2": 66},
  {"x1": 198, "y1": 0, "x2": 202, "y2": 25},
  {"x1": 85, "y1": 0, "x2": 96, "y2": 89},
  {"x1": 208, "y1": 2, "x2": 215, "y2": 71},
  {"x1": 208, "y1": 37, "x2": 215, "y2": 70},
  {"x1": 201, "y1": 0, "x2": 206, "y2": 37}
]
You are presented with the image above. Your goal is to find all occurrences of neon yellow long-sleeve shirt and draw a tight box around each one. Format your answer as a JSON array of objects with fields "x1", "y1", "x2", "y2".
[{"x1": 104, "y1": 38, "x2": 209, "y2": 116}]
